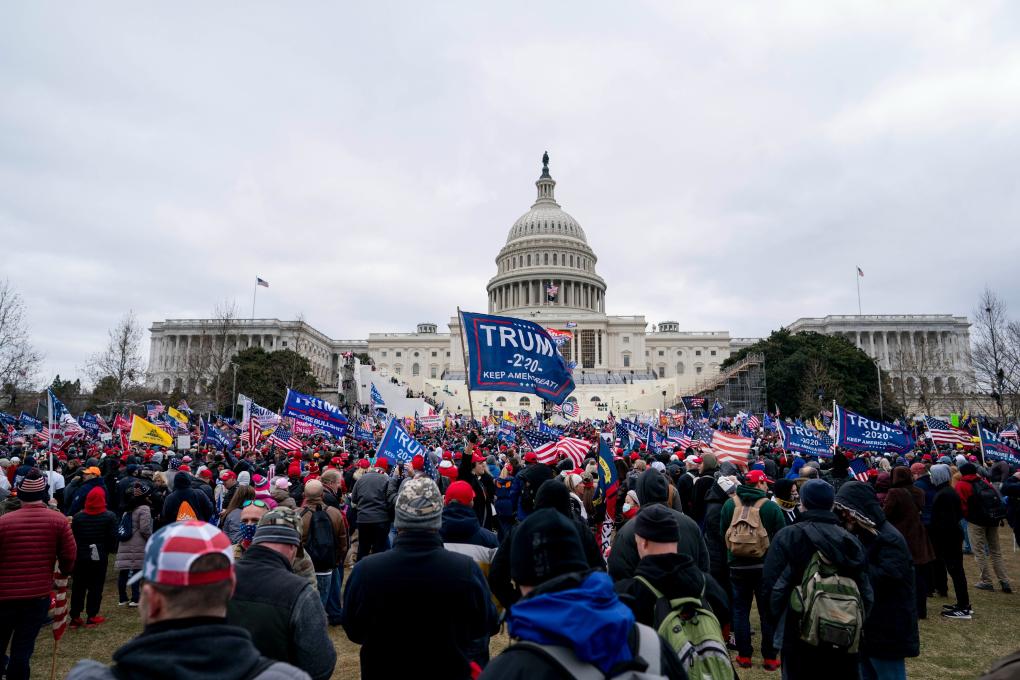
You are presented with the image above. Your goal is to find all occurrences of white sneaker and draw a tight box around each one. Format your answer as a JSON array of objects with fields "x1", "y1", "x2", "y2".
[
  {"x1": 128, "y1": 601, "x2": 139, "y2": 608},
  {"x1": 117, "y1": 601, "x2": 129, "y2": 607}
]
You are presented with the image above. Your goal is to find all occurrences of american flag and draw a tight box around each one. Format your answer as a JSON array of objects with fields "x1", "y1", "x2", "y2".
[
  {"x1": 552, "y1": 401, "x2": 578, "y2": 418},
  {"x1": 746, "y1": 414, "x2": 761, "y2": 431},
  {"x1": 267, "y1": 426, "x2": 302, "y2": 452},
  {"x1": 146, "y1": 402, "x2": 165, "y2": 418},
  {"x1": 666, "y1": 428, "x2": 695, "y2": 451},
  {"x1": 112, "y1": 414, "x2": 132, "y2": 432},
  {"x1": 49, "y1": 568, "x2": 71, "y2": 641},
  {"x1": 546, "y1": 284, "x2": 559, "y2": 301},
  {"x1": 1002, "y1": 424, "x2": 1018, "y2": 441},
  {"x1": 849, "y1": 457, "x2": 870, "y2": 482},
  {"x1": 95, "y1": 413, "x2": 111, "y2": 433},
  {"x1": 522, "y1": 430, "x2": 591, "y2": 466},
  {"x1": 925, "y1": 416, "x2": 974, "y2": 447},
  {"x1": 709, "y1": 431, "x2": 752, "y2": 469}
]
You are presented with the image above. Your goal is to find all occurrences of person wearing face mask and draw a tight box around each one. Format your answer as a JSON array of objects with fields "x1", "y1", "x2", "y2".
[
  {"x1": 771, "y1": 479, "x2": 800, "y2": 526},
  {"x1": 233, "y1": 499, "x2": 270, "y2": 559}
]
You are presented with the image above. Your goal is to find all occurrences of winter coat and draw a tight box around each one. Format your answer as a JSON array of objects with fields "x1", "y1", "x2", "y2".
[
  {"x1": 930, "y1": 482, "x2": 964, "y2": 551},
  {"x1": 615, "y1": 552, "x2": 730, "y2": 628},
  {"x1": 608, "y1": 470, "x2": 710, "y2": 581},
  {"x1": 719, "y1": 483, "x2": 788, "y2": 568},
  {"x1": 0, "y1": 503, "x2": 76, "y2": 600},
  {"x1": 1000, "y1": 475, "x2": 1020, "y2": 529},
  {"x1": 883, "y1": 472, "x2": 935, "y2": 565},
  {"x1": 441, "y1": 502, "x2": 499, "y2": 552},
  {"x1": 835, "y1": 482, "x2": 919, "y2": 660},
  {"x1": 676, "y1": 470, "x2": 697, "y2": 516},
  {"x1": 114, "y1": 504, "x2": 153, "y2": 571},
  {"x1": 342, "y1": 530, "x2": 498, "y2": 680},
  {"x1": 690, "y1": 471, "x2": 717, "y2": 524},
  {"x1": 161, "y1": 473, "x2": 214, "y2": 523},
  {"x1": 762, "y1": 508, "x2": 873, "y2": 652},
  {"x1": 227, "y1": 545, "x2": 336, "y2": 680},
  {"x1": 494, "y1": 475, "x2": 521, "y2": 519},
  {"x1": 298, "y1": 502, "x2": 349, "y2": 570},
  {"x1": 913, "y1": 474, "x2": 938, "y2": 525},
  {"x1": 71, "y1": 509, "x2": 119, "y2": 563},
  {"x1": 350, "y1": 470, "x2": 391, "y2": 524},
  {"x1": 701, "y1": 482, "x2": 730, "y2": 580},
  {"x1": 67, "y1": 477, "x2": 107, "y2": 516},
  {"x1": 65, "y1": 619, "x2": 311, "y2": 680},
  {"x1": 479, "y1": 570, "x2": 686, "y2": 680}
]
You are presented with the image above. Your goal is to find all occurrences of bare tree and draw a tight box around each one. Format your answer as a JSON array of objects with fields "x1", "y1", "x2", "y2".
[
  {"x1": 175, "y1": 300, "x2": 240, "y2": 411},
  {"x1": 891, "y1": 340, "x2": 950, "y2": 415},
  {"x1": 972, "y1": 288, "x2": 1020, "y2": 422},
  {"x1": 85, "y1": 311, "x2": 146, "y2": 403},
  {"x1": 798, "y1": 358, "x2": 842, "y2": 417},
  {"x1": 0, "y1": 279, "x2": 42, "y2": 408}
]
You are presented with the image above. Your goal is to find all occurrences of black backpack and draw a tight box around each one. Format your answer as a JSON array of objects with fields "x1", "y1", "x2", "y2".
[
  {"x1": 117, "y1": 511, "x2": 133, "y2": 542},
  {"x1": 303, "y1": 507, "x2": 337, "y2": 572},
  {"x1": 969, "y1": 479, "x2": 1007, "y2": 527}
]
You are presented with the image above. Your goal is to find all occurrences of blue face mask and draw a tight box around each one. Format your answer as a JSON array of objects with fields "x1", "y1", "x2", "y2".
[{"x1": 239, "y1": 523, "x2": 258, "y2": 543}]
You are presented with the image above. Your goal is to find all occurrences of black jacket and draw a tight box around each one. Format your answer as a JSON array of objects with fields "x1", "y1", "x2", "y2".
[
  {"x1": 762, "y1": 509, "x2": 873, "y2": 653},
  {"x1": 615, "y1": 552, "x2": 730, "y2": 628},
  {"x1": 690, "y1": 472, "x2": 716, "y2": 525},
  {"x1": 608, "y1": 471, "x2": 710, "y2": 581},
  {"x1": 162, "y1": 472, "x2": 214, "y2": 523},
  {"x1": 1001, "y1": 476, "x2": 1020, "y2": 529},
  {"x1": 342, "y1": 531, "x2": 498, "y2": 680},
  {"x1": 67, "y1": 477, "x2": 107, "y2": 516},
  {"x1": 701, "y1": 482, "x2": 730, "y2": 580},
  {"x1": 71, "y1": 510, "x2": 118, "y2": 563},
  {"x1": 930, "y1": 482, "x2": 965, "y2": 550},
  {"x1": 676, "y1": 471, "x2": 697, "y2": 516},
  {"x1": 441, "y1": 502, "x2": 499, "y2": 548},
  {"x1": 835, "y1": 482, "x2": 919, "y2": 660}
]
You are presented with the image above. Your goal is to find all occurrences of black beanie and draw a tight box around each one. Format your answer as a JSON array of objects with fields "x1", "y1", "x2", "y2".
[
  {"x1": 511, "y1": 508, "x2": 587, "y2": 587},
  {"x1": 534, "y1": 479, "x2": 571, "y2": 517},
  {"x1": 960, "y1": 462, "x2": 977, "y2": 476},
  {"x1": 634, "y1": 505, "x2": 678, "y2": 543}
]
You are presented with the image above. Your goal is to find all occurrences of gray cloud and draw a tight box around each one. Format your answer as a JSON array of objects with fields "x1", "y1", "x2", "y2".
[{"x1": 2, "y1": 1, "x2": 1018, "y2": 384}]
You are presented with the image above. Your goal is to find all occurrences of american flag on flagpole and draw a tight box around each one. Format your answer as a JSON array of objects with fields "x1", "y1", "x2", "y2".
[
  {"x1": 746, "y1": 414, "x2": 761, "y2": 431},
  {"x1": 1001, "y1": 424, "x2": 1018, "y2": 441},
  {"x1": 709, "y1": 431, "x2": 752, "y2": 469},
  {"x1": 849, "y1": 457, "x2": 870, "y2": 482},
  {"x1": 49, "y1": 567, "x2": 70, "y2": 641},
  {"x1": 552, "y1": 401, "x2": 578, "y2": 418},
  {"x1": 925, "y1": 416, "x2": 974, "y2": 447},
  {"x1": 522, "y1": 430, "x2": 591, "y2": 467},
  {"x1": 266, "y1": 426, "x2": 302, "y2": 451}
]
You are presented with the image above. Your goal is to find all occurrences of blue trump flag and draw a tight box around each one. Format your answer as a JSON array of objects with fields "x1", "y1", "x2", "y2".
[
  {"x1": 201, "y1": 418, "x2": 235, "y2": 450},
  {"x1": 19, "y1": 412, "x2": 42, "y2": 432},
  {"x1": 79, "y1": 413, "x2": 100, "y2": 439},
  {"x1": 0, "y1": 411, "x2": 16, "y2": 428},
  {"x1": 778, "y1": 421, "x2": 834, "y2": 458},
  {"x1": 979, "y1": 426, "x2": 1020, "y2": 466},
  {"x1": 370, "y1": 383, "x2": 386, "y2": 408},
  {"x1": 461, "y1": 310, "x2": 575, "y2": 405},
  {"x1": 832, "y1": 404, "x2": 914, "y2": 454},
  {"x1": 282, "y1": 389, "x2": 349, "y2": 438},
  {"x1": 376, "y1": 418, "x2": 427, "y2": 466}
]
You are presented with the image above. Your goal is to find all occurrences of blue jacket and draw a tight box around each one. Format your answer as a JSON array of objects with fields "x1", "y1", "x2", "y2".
[
  {"x1": 914, "y1": 474, "x2": 937, "y2": 526},
  {"x1": 440, "y1": 502, "x2": 498, "y2": 549},
  {"x1": 494, "y1": 476, "x2": 521, "y2": 519}
]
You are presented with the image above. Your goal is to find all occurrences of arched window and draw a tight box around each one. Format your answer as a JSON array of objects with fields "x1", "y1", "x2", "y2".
[
  {"x1": 590, "y1": 396, "x2": 602, "y2": 403},
  {"x1": 519, "y1": 397, "x2": 531, "y2": 407},
  {"x1": 658, "y1": 366, "x2": 665, "y2": 378},
  {"x1": 933, "y1": 377, "x2": 943, "y2": 394},
  {"x1": 412, "y1": 363, "x2": 420, "y2": 376},
  {"x1": 676, "y1": 361, "x2": 685, "y2": 375},
  {"x1": 553, "y1": 254, "x2": 557, "y2": 265},
  {"x1": 496, "y1": 396, "x2": 507, "y2": 405},
  {"x1": 544, "y1": 253, "x2": 549, "y2": 265},
  {"x1": 527, "y1": 254, "x2": 531, "y2": 266}
]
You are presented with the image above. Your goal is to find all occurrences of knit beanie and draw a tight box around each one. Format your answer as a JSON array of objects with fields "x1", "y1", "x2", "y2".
[
  {"x1": 16, "y1": 470, "x2": 48, "y2": 503},
  {"x1": 237, "y1": 471, "x2": 251, "y2": 487},
  {"x1": 252, "y1": 507, "x2": 302, "y2": 547},
  {"x1": 930, "y1": 464, "x2": 952, "y2": 486},
  {"x1": 394, "y1": 477, "x2": 443, "y2": 531},
  {"x1": 960, "y1": 462, "x2": 977, "y2": 476},
  {"x1": 634, "y1": 505, "x2": 678, "y2": 543},
  {"x1": 800, "y1": 479, "x2": 835, "y2": 511},
  {"x1": 510, "y1": 508, "x2": 587, "y2": 587},
  {"x1": 84, "y1": 487, "x2": 107, "y2": 515}
]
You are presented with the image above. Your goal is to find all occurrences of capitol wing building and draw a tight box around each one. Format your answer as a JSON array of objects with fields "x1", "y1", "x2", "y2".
[{"x1": 147, "y1": 155, "x2": 976, "y2": 418}]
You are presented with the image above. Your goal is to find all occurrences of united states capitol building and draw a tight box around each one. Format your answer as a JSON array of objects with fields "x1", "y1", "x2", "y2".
[{"x1": 147, "y1": 155, "x2": 975, "y2": 417}]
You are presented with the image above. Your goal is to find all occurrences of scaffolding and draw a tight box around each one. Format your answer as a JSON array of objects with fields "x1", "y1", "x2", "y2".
[{"x1": 687, "y1": 352, "x2": 767, "y2": 416}]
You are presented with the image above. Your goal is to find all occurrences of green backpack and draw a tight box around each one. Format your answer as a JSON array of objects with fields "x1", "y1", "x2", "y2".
[
  {"x1": 635, "y1": 576, "x2": 735, "y2": 680},
  {"x1": 789, "y1": 524, "x2": 864, "y2": 653}
]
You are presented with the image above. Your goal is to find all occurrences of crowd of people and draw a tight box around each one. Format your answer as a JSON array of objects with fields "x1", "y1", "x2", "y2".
[{"x1": 1, "y1": 410, "x2": 1019, "y2": 680}]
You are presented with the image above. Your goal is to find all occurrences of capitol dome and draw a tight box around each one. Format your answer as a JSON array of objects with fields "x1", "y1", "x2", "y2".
[{"x1": 487, "y1": 153, "x2": 607, "y2": 315}]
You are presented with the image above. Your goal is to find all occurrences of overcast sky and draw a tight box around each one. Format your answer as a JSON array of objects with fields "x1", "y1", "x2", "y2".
[{"x1": 3, "y1": 2, "x2": 1019, "y2": 385}]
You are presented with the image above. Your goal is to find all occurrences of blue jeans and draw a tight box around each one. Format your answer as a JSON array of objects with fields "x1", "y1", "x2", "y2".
[
  {"x1": 0, "y1": 597, "x2": 49, "y2": 680},
  {"x1": 860, "y1": 655, "x2": 905, "y2": 680},
  {"x1": 731, "y1": 569, "x2": 776, "y2": 659},
  {"x1": 315, "y1": 572, "x2": 332, "y2": 610},
  {"x1": 324, "y1": 566, "x2": 344, "y2": 624},
  {"x1": 961, "y1": 519, "x2": 973, "y2": 552}
]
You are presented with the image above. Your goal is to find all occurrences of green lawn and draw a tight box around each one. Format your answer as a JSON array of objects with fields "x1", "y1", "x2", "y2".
[{"x1": 31, "y1": 527, "x2": 1020, "y2": 679}]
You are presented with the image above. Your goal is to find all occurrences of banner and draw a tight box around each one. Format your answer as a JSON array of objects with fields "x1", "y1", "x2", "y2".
[
  {"x1": 354, "y1": 421, "x2": 376, "y2": 443},
  {"x1": 282, "y1": 389, "x2": 349, "y2": 438},
  {"x1": 201, "y1": 418, "x2": 235, "y2": 450},
  {"x1": 461, "y1": 310, "x2": 575, "y2": 405},
  {"x1": 979, "y1": 426, "x2": 1020, "y2": 466},
  {"x1": 291, "y1": 419, "x2": 316, "y2": 436},
  {"x1": 778, "y1": 421, "x2": 835, "y2": 458},
  {"x1": 418, "y1": 415, "x2": 443, "y2": 430},
  {"x1": 19, "y1": 412, "x2": 42, "y2": 432},
  {"x1": 832, "y1": 404, "x2": 914, "y2": 454},
  {"x1": 681, "y1": 396, "x2": 706, "y2": 410},
  {"x1": 168, "y1": 406, "x2": 190, "y2": 425},
  {"x1": 375, "y1": 418, "x2": 427, "y2": 466},
  {"x1": 129, "y1": 414, "x2": 173, "y2": 447},
  {"x1": 79, "y1": 413, "x2": 100, "y2": 439}
]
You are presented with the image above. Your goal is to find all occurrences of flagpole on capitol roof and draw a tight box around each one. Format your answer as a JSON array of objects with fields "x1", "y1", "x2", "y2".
[
  {"x1": 456, "y1": 307, "x2": 477, "y2": 425},
  {"x1": 251, "y1": 277, "x2": 258, "y2": 320},
  {"x1": 856, "y1": 266, "x2": 863, "y2": 316}
]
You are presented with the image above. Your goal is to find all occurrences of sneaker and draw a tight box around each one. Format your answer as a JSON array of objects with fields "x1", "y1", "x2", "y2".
[
  {"x1": 128, "y1": 601, "x2": 139, "y2": 608},
  {"x1": 1001, "y1": 581, "x2": 1012, "y2": 594},
  {"x1": 117, "y1": 600, "x2": 129, "y2": 607},
  {"x1": 975, "y1": 582, "x2": 995, "y2": 591},
  {"x1": 69, "y1": 618, "x2": 84, "y2": 630},
  {"x1": 763, "y1": 659, "x2": 781, "y2": 671},
  {"x1": 726, "y1": 632, "x2": 738, "y2": 651},
  {"x1": 735, "y1": 657, "x2": 753, "y2": 669},
  {"x1": 85, "y1": 616, "x2": 106, "y2": 628},
  {"x1": 942, "y1": 608, "x2": 973, "y2": 620}
]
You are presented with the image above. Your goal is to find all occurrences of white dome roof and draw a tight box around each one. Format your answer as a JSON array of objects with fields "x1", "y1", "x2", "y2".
[{"x1": 506, "y1": 205, "x2": 588, "y2": 244}]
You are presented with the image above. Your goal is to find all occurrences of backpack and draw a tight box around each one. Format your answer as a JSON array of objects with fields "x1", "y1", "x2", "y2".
[
  {"x1": 635, "y1": 576, "x2": 734, "y2": 680},
  {"x1": 790, "y1": 524, "x2": 864, "y2": 653},
  {"x1": 506, "y1": 622, "x2": 667, "y2": 679},
  {"x1": 117, "y1": 511, "x2": 133, "y2": 542},
  {"x1": 176, "y1": 499, "x2": 198, "y2": 522},
  {"x1": 303, "y1": 507, "x2": 337, "y2": 572},
  {"x1": 969, "y1": 479, "x2": 1007, "y2": 527},
  {"x1": 724, "y1": 496, "x2": 770, "y2": 559}
]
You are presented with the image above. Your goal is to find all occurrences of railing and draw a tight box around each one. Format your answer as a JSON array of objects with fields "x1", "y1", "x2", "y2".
[
  {"x1": 692, "y1": 352, "x2": 764, "y2": 394},
  {"x1": 791, "y1": 314, "x2": 967, "y2": 324}
]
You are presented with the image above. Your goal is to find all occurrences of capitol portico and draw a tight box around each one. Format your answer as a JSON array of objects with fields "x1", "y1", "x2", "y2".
[{"x1": 146, "y1": 154, "x2": 978, "y2": 418}]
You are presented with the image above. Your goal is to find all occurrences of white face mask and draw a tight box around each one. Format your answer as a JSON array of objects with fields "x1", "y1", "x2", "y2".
[{"x1": 622, "y1": 503, "x2": 634, "y2": 514}]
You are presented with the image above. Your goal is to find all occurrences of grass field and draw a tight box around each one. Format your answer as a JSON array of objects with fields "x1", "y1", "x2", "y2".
[{"x1": 29, "y1": 527, "x2": 1020, "y2": 679}]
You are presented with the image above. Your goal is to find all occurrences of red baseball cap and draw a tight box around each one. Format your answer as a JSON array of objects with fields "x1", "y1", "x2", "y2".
[
  {"x1": 524, "y1": 451, "x2": 538, "y2": 463},
  {"x1": 745, "y1": 470, "x2": 773, "y2": 485},
  {"x1": 198, "y1": 469, "x2": 213, "y2": 480},
  {"x1": 219, "y1": 470, "x2": 236, "y2": 481},
  {"x1": 375, "y1": 458, "x2": 390, "y2": 471},
  {"x1": 411, "y1": 454, "x2": 425, "y2": 471},
  {"x1": 471, "y1": 451, "x2": 486, "y2": 463},
  {"x1": 444, "y1": 480, "x2": 475, "y2": 507},
  {"x1": 630, "y1": 452, "x2": 640, "y2": 461},
  {"x1": 442, "y1": 451, "x2": 453, "y2": 461},
  {"x1": 357, "y1": 459, "x2": 371, "y2": 469}
]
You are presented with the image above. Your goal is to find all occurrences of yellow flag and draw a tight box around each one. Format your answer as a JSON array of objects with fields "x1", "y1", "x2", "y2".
[
  {"x1": 168, "y1": 407, "x2": 189, "y2": 425},
  {"x1": 129, "y1": 414, "x2": 173, "y2": 447},
  {"x1": 812, "y1": 417, "x2": 826, "y2": 432}
]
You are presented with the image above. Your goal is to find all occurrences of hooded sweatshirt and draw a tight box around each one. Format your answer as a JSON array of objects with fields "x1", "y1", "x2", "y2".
[{"x1": 614, "y1": 552, "x2": 731, "y2": 628}]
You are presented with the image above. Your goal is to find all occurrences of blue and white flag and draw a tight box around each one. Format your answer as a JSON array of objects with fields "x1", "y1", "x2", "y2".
[
  {"x1": 539, "y1": 421, "x2": 564, "y2": 439},
  {"x1": 498, "y1": 422, "x2": 516, "y2": 444},
  {"x1": 370, "y1": 383, "x2": 386, "y2": 408},
  {"x1": 0, "y1": 411, "x2": 16, "y2": 428},
  {"x1": 354, "y1": 420, "x2": 376, "y2": 443},
  {"x1": 832, "y1": 404, "x2": 914, "y2": 454},
  {"x1": 376, "y1": 418, "x2": 427, "y2": 466},
  {"x1": 461, "y1": 310, "x2": 575, "y2": 405},
  {"x1": 201, "y1": 418, "x2": 235, "y2": 450},
  {"x1": 79, "y1": 413, "x2": 101, "y2": 439},
  {"x1": 19, "y1": 412, "x2": 42, "y2": 432},
  {"x1": 712, "y1": 399, "x2": 724, "y2": 416},
  {"x1": 777, "y1": 421, "x2": 834, "y2": 458},
  {"x1": 980, "y1": 426, "x2": 1020, "y2": 466},
  {"x1": 282, "y1": 389, "x2": 349, "y2": 438}
]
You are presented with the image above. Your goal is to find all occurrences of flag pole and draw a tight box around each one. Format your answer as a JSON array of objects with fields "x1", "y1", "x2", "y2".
[
  {"x1": 976, "y1": 425, "x2": 988, "y2": 468},
  {"x1": 856, "y1": 267, "x2": 862, "y2": 316},
  {"x1": 251, "y1": 278, "x2": 257, "y2": 320},
  {"x1": 456, "y1": 307, "x2": 477, "y2": 425}
]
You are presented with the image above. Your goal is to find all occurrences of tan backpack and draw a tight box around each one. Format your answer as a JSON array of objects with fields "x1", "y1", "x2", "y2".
[{"x1": 724, "y1": 496, "x2": 770, "y2": 558}]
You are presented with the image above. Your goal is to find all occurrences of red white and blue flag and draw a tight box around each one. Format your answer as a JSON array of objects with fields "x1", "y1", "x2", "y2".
[{"x1": 267, "y1": 426, "x2": 302, "y2": 452}]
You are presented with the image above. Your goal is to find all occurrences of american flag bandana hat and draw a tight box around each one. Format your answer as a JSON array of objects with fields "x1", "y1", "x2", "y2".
[{"x1": 128, "y1": 521, "x2": 234, "y2": 587}]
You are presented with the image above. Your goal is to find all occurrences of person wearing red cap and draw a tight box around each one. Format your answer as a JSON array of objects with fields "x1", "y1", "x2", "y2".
[
  {"x1": 458, "y1": 448, "x2": 495, "y2": 530},
  {"x1": 350, "y1": 458, "x2": 393, "y2": 561},
  {"x1": 719, "y1": 469, "x2": 785, "y2": 670},
  {"x1": 70, "y1": 487, "x2": 118, "y2": 629},
  {"x1": 438, "y1": 451, "x2": 458, "y2": 482}
]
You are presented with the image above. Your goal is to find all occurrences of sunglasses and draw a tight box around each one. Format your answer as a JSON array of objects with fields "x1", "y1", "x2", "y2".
[{"x1": 241, "y1": 500, "x2": 268, "y2": 508}]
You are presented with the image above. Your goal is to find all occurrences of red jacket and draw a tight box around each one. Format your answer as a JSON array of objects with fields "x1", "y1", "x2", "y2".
[
  {"x1": 955, "y1": 474, "x2": 980, "y2": 518},
  {"x1": 0, "y1": 503, "x2": 76, "y2": 600}
]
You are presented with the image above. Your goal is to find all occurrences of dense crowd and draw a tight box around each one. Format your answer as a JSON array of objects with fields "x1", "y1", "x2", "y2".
[{"x1": 1, "y1": 413, "x2": 1019, "y2": 680}]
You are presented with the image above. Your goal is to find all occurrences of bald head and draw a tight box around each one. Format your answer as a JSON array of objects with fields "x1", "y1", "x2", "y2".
[{"x1": 303, "y1": 479, "x2": 324, "y2": 501}]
